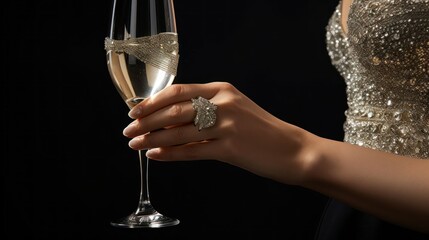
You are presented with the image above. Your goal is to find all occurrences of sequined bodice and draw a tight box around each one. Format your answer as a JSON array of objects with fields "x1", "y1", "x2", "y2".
[{"x1": 326, "y1": 0, "x2": 429, "y2": 158}]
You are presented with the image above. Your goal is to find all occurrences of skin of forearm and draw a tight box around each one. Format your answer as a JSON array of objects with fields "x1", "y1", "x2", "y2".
[{"x1": 298, "y1": 133, "x2": 429, "y2": 233}]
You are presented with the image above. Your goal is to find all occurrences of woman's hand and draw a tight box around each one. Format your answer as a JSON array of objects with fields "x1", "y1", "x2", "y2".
[
  {"x1": 122, "y1": 82, "x2": 317, "y2": 184},
  {"x1": 121, "y1": 82, "x2": 429, "y2": 232}
]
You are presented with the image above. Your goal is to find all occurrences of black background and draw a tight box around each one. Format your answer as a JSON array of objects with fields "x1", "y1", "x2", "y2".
[{"x1": 4, "y1": 0, "x2": 346, "y2": 239}]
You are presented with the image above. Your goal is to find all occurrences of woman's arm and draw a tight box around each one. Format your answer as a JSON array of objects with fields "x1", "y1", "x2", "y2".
[
  {"x1": 303, "y1": 135, "x2": 429, "y2": 233},
  {"x1": 122, "y1": 82, "x2": 429, "y2": 233}
]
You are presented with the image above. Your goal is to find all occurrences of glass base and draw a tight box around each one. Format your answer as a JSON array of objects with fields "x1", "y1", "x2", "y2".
[{"x1": 111, "y1": 211, "x2": 179, "y2": 228}]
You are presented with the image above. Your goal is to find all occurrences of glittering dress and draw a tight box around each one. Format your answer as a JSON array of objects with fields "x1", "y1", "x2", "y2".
[{"x1": 316, "y1": 0, "x2": 429, "y2": 239}]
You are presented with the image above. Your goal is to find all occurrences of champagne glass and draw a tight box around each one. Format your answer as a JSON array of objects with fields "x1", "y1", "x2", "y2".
[{"x1": 104, "y1": 0, "x2": 179, "y2": 228}]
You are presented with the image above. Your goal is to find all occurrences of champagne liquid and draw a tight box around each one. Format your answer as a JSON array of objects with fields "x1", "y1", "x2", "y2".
[{"x1": 106, "y1": 50, "x2": 175, "y2": 109}]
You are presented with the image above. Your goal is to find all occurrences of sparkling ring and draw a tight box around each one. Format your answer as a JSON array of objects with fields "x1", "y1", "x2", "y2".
[{"x1": 191, "y1": 96, "x2": 217, "y2": 131}]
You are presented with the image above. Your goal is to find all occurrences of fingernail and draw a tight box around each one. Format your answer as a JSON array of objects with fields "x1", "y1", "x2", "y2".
[
  {"x1": 123, "y1": 121, "x2": 137, "y2": 136},
  {"x1": 128, "y1": 137, "x2": 141, "y2": 149},
  {"x1": 146, "y1": 148, "x2": 159, "y2": 158},
  {"x1": 128, "y1": 106, "x2": 142, "y2": 119}
]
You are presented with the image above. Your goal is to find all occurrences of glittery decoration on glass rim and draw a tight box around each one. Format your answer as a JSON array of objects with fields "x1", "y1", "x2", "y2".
[{"x1": 104, "y1": 32, "x2": 179, "y2": 76}]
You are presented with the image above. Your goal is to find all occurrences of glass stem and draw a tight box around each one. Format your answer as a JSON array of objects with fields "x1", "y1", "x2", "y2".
[{"x1": 135, "y1": 150, "x2": 155, "y2": 215}]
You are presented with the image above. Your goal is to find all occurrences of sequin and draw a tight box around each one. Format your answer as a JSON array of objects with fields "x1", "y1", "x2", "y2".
[
  {"x1": 326, "y1": 0, "x2": 429, "y2": 159},
  {"x1": 104, "y1": 33, "x2": 179, "y2": 76}
]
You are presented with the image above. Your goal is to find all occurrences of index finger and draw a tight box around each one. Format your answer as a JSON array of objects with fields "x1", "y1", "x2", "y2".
[{"x1": 128, "y1": 82, "x2": 220, "y2": 119}]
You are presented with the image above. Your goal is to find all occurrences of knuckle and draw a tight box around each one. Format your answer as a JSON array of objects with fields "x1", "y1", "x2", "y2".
[
  {"x1": 219, "y1": 82, "x2": 236, "y2": 92},
  {"x1": 222, "y1": 119, "x2": 238, "y2": 135},
  {"x1": 169, "y1": 84, "x2": 184, "y2": 96},
  {"x1": 168, "y1": 104, "x2": 183, "y2": 118},
  {"x1": 221, "y1": 81, "x2": 234, "y2": 89}
]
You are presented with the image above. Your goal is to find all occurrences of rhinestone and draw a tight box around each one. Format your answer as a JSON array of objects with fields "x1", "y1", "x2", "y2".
[{"x1": 325, "y1": 1, "x2": 429, "y2": 158}]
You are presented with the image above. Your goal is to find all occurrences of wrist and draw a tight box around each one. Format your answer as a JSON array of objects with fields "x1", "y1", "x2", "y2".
[
  {"x1": 295, "y1": 131, "x2": 327, "y2": 188},
  {"x1": 273, "y1": 122, "x2": 326, "y2": 186}
]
